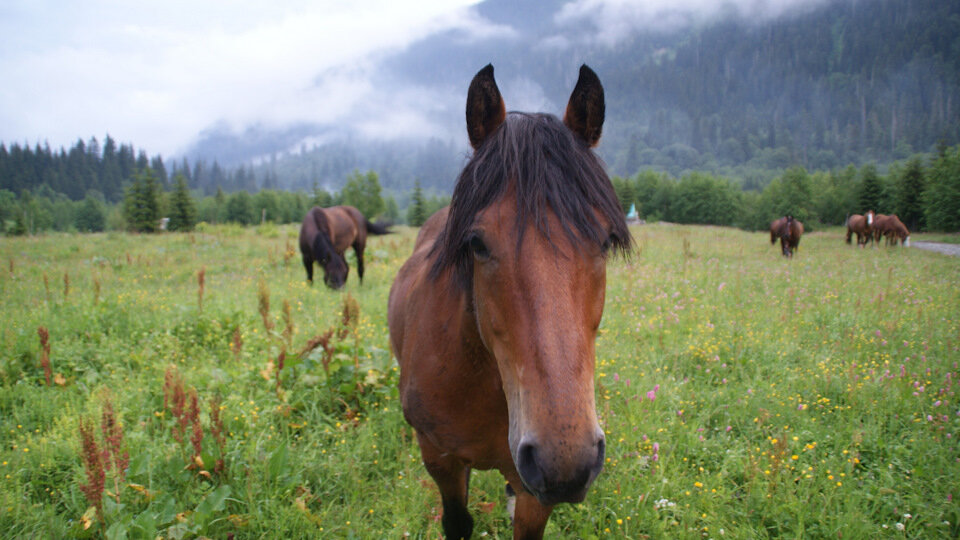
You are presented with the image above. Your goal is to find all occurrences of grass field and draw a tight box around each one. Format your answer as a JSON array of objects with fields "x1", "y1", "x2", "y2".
[{"x1": 1, "y1": 222, "x2": 958, "y2": 539}]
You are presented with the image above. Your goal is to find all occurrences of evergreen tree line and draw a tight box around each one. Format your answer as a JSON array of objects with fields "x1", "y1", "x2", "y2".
[
  {"x1": 2, "y1": 146, "x2": 957, "y2": 235},
  {"x1": 0, "y1": 136, "x2": 290, "y2": 205},
  {"x1": 612, "y1": 145, "x2": 960, "y2": 233}
]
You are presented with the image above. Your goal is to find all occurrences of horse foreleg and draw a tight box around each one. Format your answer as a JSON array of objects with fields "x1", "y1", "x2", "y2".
[
  {"x1": 417, "y1": 434, "x2": 473, "y2": 540},
  {"x1": 511, "y1": 488, "x2": 553, "y2": 540},
  {"x1": 302, "y1": 255, "x2": 313, "y2": 284},
  {"x1": 354, "y1": 244, "x2": 365, "y2": 285}
]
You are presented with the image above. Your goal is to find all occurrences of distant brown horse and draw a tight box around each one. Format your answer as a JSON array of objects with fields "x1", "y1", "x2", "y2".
[
  {"x1": 388, "y1": 65, "x2": 630, "y2": 539},
  {"x1": 875, "y1": 213, "x2": 910, "y2": 246},
  {"x1": 846, "y1": 210, "x2": 875, "y2": 246},
  {"x1": 771, "y1": 215, "x2": 803, "y2": 257},
  {"x1": 298, "y1": 205, "x2": 390, "y2": 289}
]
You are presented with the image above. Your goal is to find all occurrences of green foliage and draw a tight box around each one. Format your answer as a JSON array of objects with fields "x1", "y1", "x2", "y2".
[
  {"x1": 123, "y1": 169, "x2": 162, "y2": 233},
  {"x1": 310, "y1": 182, "x2": 332, "y2": 209},
  {"x1": 406, "y1": 180, "x2": 427, "y2": 227},
  {"x1": 74, "y1": 195, "x2": 106, "y2": 233},
  {"x1": 167, "y1": 174, "x2": 197, "y2": 232},
  {"x1": 857, "y1": 164, "x2": 883, "y2": 214},
  {"x1": 895, "y1": 156, "x2": 926, "y2": 231},
  {"x1": 669, "y1": 172, "x2": 741, "y2": 226},
  {"x1": 340, "y1": 170, "x2": 384, "y2": 219},
  {"x1": 924, "y1": 145, "x2": 960, "y2": 232},
  {"x1": 224, "y1": 191, "x2": 255, "y2": 225}
]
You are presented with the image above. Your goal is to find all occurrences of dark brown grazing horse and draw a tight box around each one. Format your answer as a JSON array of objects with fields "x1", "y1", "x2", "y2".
[
  {"x1": 388, "y1": 65, "x2": 630, "y2": 539},
  {"x1": 846, "y1": 210, "x2": 875, "y2": 246},
  {"x1": 298, "y1": 205, "x2": 390, "y2": 289},
  {"x1": 771, "y1": 215, "x2": 803, "y2": 257}
]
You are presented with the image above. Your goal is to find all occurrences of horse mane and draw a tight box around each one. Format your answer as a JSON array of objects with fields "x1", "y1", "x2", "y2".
[
  {"x1": 310, "y1": 208, "x2": 336, "y2": 262},
  {"x1": 430, "y1": 112, "x2": 630, "y2": 288}
]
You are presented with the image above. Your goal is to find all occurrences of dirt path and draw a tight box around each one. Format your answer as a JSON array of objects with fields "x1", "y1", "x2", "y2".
[{"x1": 911, "y1": 241, "x2": 960, "y2": 257}]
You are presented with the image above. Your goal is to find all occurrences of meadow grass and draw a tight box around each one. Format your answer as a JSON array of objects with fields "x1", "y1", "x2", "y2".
[{"x1": 0, "y1": 223, "x2": 957, "y2": 539}]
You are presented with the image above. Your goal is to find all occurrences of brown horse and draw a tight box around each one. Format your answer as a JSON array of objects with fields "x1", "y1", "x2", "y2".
[
  {"x1": 771, "y1": 215, "x2": 803, "y2": 257},
  {"x1": 388, "y1": 65, "x2": 629, "y2": 539},
  {"x1": 846, "y1": 210, "x2": 875, "y2": 246},
  {"x1": 298, "y1": 205, "x2": 390, "y2": 289},
  {"x1": 875, "y1": 214, "x2": 910, "y2": 246}
]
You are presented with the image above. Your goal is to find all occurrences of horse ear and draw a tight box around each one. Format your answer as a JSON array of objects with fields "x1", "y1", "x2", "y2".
[
  {"x1": 466, "y1": 64, "x2": 506, "y2": 150},
  {"x1": 564, "y1": 65, "x2": 605, "y2": 147}
]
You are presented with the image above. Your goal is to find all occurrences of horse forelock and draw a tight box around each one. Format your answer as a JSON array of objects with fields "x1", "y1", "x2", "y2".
[{"x1": 430, "y1": 112, "x2": 630, "y2": 288}]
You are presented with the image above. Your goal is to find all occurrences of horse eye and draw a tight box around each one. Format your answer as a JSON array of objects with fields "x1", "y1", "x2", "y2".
[
  {"x1": 601, "y1": 233, "x2": 615, "y2": 254},
  {"x1": 468, "y1": 234, "x2": 490, "y2": 260}
]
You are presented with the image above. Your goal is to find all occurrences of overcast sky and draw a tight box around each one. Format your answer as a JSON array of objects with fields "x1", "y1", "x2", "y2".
[{"x1": 0, "y1": 0, "x2": 826, "y2": 158}]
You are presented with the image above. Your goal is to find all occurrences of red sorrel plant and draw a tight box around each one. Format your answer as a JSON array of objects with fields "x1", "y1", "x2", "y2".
[
  {"x1": 257, "y1": 277, "x2": 273, "y2": 331},
  {"x1": 100, "y1": 395, "x2": 129, "y2": 503},
  {"x1": 275, "y1": 350, "x2": 286, "y2": 394},
  {"x1": 37, "y1": 326, "x2": 51, "y2": 386},
  {"x1": 163, "y1": 366, "x2": 187, "y2": 444},
  {"x1": 63, "y1": 271, "x2": 70, "y2": 299},
  {"x1": 231, "y1": 327, "x2": 243, "y2": 362},
  {"x1": 43, "y1": 273, "x2": 50, "y2": 300},
  {"x1": 78, "y1": 418, "x2": 105, "y2": 515},
  {"x1": 283, "y1": 239, "x2": 294, "y2": 266},
  {"x1": 92, "y1": 275, "x2": 101, "y2": 306},
  {"x1": 208, "y1": 396, "x2": 227, "y2": 475},
  {"x1": 187, "y1": 388, "x2": 203, "y2": 466},
  {"x1": 282, "y1": 299, "x2": 294, "y2": 349},
  {"x1": 298, "y1": 329, "x2": 335, "y2": 375},
  {"x1": 197, "y1": 267, "x2": 206, "y2": 311}
]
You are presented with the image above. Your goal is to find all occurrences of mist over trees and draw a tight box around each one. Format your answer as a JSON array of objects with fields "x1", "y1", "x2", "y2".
[{"x1": 1, "y1": 0, "x2": 959, "y2": 235}]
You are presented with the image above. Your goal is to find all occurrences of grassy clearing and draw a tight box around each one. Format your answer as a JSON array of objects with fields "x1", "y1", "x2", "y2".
[{"x1": 0, "y1": 223, "x2": 958, "y2": 539}]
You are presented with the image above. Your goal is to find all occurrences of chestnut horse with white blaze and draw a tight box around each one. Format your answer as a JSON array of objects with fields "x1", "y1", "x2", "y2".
[{"x1": 388, "y1": 65, "x2": 630, "y2": 539}]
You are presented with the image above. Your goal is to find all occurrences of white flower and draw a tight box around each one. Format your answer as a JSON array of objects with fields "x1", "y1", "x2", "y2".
[
  {"x1": 903, "y1": 513, "x2": 912, "y2": 519},
  {"x1": 895, "y1": 522, "x2": 905, "y2": 531}
]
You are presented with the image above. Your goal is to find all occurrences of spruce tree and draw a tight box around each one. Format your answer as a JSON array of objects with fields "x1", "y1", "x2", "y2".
[
  {"x1": 857, "y1": 164, "x2": 883, "y2": 214},
  {"x1": 407, "y1": 179, "x2": 427, "y2": 226},
  {"x1": 896, "y1": 156, "x2": 925, "y2": 231},
  {"x1": 123, "y1": 169, "x2": 161, "y2": 232},
  {"x1": 167, "y1": 173, "x2": 196, "y2": 232}
]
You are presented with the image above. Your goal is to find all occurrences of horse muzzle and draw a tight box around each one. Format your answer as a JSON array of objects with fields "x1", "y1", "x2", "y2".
[{"x1": 514, "y1": 429, "x2": 605, "y2": 506}]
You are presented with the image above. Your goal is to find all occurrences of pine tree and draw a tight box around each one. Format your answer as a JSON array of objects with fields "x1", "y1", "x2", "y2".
[
  {"x1": 167, "y1": 174, "x2": 196, "y2": 232},
  {"x1": 857, "y1": 164, "x2": 883, "y2": 213},
  {"x1": 407, "y1": 179, "x2": 427, "y2": 226},
  {"x1": 924, "y1": 145, "x2": 960, "y2": 232},
  {"x1": 123, "y1": 169, "x2": 161, "y2": 232},
  {"x1": 896, "y1": 156, "x2": 925, "y2": 231}
]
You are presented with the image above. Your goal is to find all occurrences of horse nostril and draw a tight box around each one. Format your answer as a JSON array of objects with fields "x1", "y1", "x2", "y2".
[
  {"x1": 516, "y1": 441, "x2": 545, "y2": 493},
  {"x1": 594, "y1": 436, "x2": 606, "y2": 473}
]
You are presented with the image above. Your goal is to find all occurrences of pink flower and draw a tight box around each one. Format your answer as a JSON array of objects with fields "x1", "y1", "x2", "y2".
[
  {"x1": 646, "y1": 390, "x2": 657, "y2": 401},
  {"x1": 718, "y1": 282, "x2": 726, "y2": 292},
  {"x1": 725, "y1": 425, "x2": 732, "y2": 432}
]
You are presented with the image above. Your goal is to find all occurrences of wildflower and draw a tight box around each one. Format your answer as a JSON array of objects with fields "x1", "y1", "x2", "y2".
[{"x1": 895, "y1": 522, "x2": 904, "y2": 531}]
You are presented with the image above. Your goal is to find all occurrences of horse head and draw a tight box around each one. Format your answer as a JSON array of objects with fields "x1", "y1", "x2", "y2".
[
  {"x1": 435, "y1": 64, "x2": 629, "y2": 505},
  {"x1": 312, "y1": 232, "x2": 349, "y2": 289}
]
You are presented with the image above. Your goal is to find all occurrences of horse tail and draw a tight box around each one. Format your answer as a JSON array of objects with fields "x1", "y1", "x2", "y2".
[
  {"x1": 365, "y1": 219, "x2": 393, "y2": 236},
  {"x1": 844, "y1": 213, "x2": 852, "y2": 244}
]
